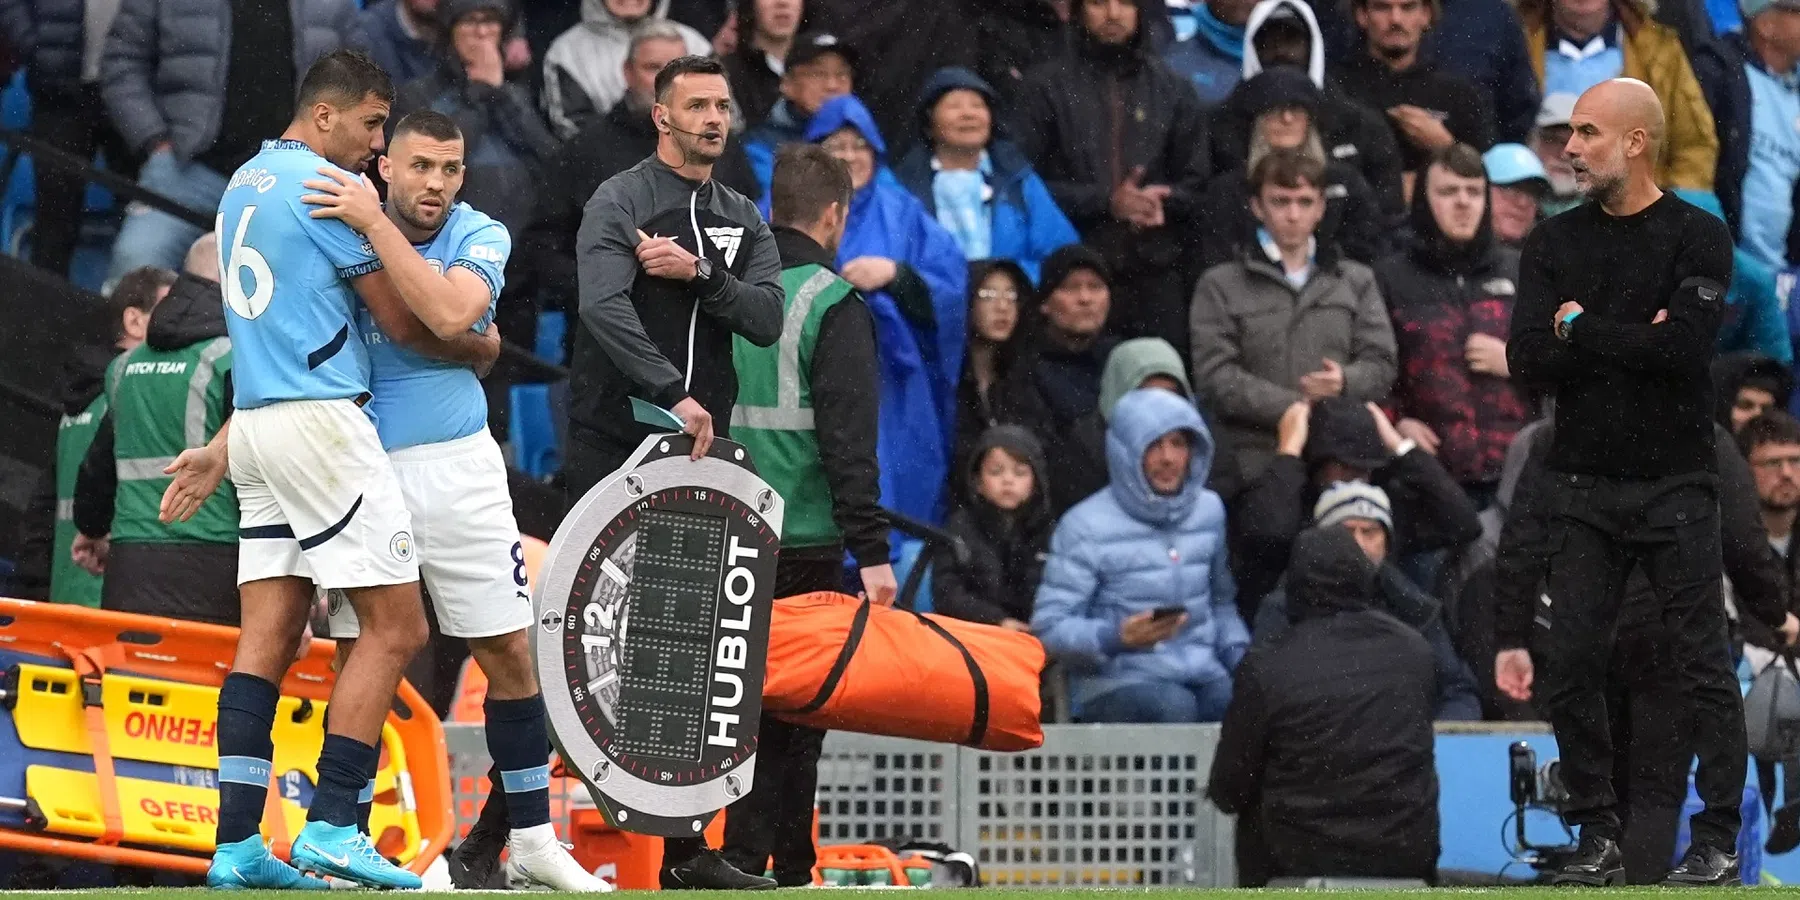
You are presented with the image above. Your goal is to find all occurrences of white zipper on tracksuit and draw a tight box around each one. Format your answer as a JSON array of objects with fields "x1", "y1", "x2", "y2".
[{"x1": 685, "y1": 190, "x2": 703, "y2": 392}]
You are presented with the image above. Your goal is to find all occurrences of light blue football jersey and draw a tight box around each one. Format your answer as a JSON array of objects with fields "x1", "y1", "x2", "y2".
[
  {"x1": 217, "y1": 139, "x2": 384, "y2": 409},
  {"x1": 361, "y1": 202, "x2": 509, "y2": 451}
]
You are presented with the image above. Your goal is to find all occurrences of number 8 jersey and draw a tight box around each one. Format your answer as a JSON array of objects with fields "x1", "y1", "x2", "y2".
[{"x1": 217, "y1": 139, "x2": 386, "y2": 410}]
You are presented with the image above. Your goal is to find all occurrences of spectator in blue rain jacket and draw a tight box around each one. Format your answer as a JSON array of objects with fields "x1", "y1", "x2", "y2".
[
  {"x1": 1033, "y1": 388, "x2": 1249, "y2": 723},
  {"x1": 797, "y1": 94, "x2": 969, "y2": 524},
  {"x1": 893, "y1": 67, "x2": 1079, "y2": 283},
  {"x1": 1676, "y1": 188, "x2": 1793, "y2": 366}
]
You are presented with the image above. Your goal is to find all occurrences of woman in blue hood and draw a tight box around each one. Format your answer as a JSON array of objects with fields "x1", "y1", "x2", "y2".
[
  {"x1": 799, "y1": 94, "x2": 970, "y2": 523},
  {"x1": 893, "y1": 68, "x2": 1080, "y2": 283}
]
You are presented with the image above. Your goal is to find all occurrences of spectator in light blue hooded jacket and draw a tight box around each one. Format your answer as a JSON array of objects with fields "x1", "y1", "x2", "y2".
[
  {"x1": 792, "y1": 94, "x2": 969, "y2": 525},
  {"x1": 1675, "y1": 188, "x2": 1794, "y2": 366},
  {"x1": 892, "y1": 67, "x2": 1079, "y2": 284},
  {"x1": 1032, "y1": 388, "x2": 1249, "y2": 724}
]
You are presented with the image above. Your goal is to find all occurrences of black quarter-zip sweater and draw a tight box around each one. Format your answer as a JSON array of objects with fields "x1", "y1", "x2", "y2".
[{"x1": 570, "y1": 154, "x2": 784, "y2": 450}]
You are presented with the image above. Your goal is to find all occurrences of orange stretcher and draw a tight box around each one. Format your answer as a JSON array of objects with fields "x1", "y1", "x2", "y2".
[{"x1": 0, "y1": 598, "x2": 452, "y2": 877}]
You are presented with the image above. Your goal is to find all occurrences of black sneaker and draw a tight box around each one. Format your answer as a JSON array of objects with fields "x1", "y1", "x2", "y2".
[
  {"x1": 1664, "y1": 843, "x2": 1741, "y2": 887},
  {"x1": 661, "y1": 849, "x2": 778, "y2": 890},
  {"x1": 1550, "y1": 831, "x2": 1624, "y2": 887},
  {"x1": 1770, "y1": 802, "x2": 1800, "y2": 856},
  {"x1": 447, "y1": 816, "x2": 508, "y2": 890}
]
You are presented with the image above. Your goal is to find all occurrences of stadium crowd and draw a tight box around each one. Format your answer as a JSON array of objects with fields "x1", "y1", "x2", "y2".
[
  {"x1": 11, "y1": 0, "x2": 1800, "y2": 720},
  {"x1": 10, "y1": 0, "x2": 1800, "y2": 882},
  {"x1": 10, "y1": 0, "x2": 1800, "y2": 876}
]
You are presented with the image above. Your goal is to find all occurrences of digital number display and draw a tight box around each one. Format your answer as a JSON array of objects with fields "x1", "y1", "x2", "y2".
[{"x1": 612, "y1": 509, "x2": 726, "y2": 761}]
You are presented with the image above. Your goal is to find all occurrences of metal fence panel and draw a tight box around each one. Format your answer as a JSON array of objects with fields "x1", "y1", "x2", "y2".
[
  {"x1": 953, "y1": 725, "x2": 1232, "y2": 888},
  {"x1": 445, "y1": 723, "x2": 1236, "y2": 887},
  {"x1": 813, "y1": 732, "x2": 960, "y2": 846}
]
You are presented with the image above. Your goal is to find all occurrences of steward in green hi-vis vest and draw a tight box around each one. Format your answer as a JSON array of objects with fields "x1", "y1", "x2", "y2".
[
  {"x1": 74, "y1": 275, "x2": 242, "y2": 626},
  {"x1": 49, "y1": 355, "x2": 124, "y2": 607},
  {"x1": 102, "y1": 332, "x2": 237, "y2": 545},
  {"x1": 729, "y1": 227, "x2": 889, "y2": 568}
]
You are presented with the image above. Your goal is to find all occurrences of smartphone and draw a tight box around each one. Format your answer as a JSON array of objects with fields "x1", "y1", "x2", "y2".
[{"x1": 1150, "y1": 605, "x2": 1186, "y2": 621}]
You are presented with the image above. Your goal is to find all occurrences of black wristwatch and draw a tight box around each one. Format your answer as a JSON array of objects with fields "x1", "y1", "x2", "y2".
[{"x1": 695, "y1": 257, "x2": 714, "y2": 283}]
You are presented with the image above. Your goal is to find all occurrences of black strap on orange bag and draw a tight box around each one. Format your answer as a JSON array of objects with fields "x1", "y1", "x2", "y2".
[
  {"x1": 916, "y1": 617, "x2": 990, "y2": 747},
  {"x1": 793, "y1": 600, "x2": 872, "y2": 715}
]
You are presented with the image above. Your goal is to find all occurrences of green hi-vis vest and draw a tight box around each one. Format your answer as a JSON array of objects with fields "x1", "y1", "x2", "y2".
[
  {"x1": 731, "y1": 264, "x2": 855, "y2": 550},
  {"x1": 50, "y1": 356, "x2": 121, "y2": 607},
  {"x1": 106, "y1": 337, "x2": 237, "y2": 544}
]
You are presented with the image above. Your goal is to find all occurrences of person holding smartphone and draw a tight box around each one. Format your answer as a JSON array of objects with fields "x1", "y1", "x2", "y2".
[{"x1": 1031, "y1": 388, "x2": 1249, "y2": 724}]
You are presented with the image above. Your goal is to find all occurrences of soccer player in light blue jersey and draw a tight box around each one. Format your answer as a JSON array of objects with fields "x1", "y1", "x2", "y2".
[
  {"x1": 158, "y1": 51, "x2": 496, "y2": 891},
  {"x1": 306, "y1": 110, "x2": 609, "y2": 892}
]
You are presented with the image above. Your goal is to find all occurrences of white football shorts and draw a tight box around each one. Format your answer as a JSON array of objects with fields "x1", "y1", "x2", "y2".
[
  {"x1": 327, "y1": 429, "x2": 532, "y2": 640},
  {"x1": 232, "y1": 398, "x2": 418, "y2": 590}
]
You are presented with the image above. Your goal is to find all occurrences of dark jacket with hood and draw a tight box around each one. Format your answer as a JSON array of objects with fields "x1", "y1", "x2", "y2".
[
  {"x1": 1220, "y1": 0, "x2": 1407, "y2": 224},
  {"x1": 1231, "y1": 396, "x2": 1483, "y2": 610},
  {"x1": 721, "y1": 0, "x2": 819, "y2": 127},
  {"x1": 1009, "y1": 0, "x2": 1212, "y2": 288},
  {"x1": 1207, "y1": 526, "x2": 1439, "y2": 884},
  {"x1": 1376, "y1": 169, "x2": 1528, "y2": 487},
  {"x1": 570, "y1": 154, "x2": 784, "y2": 451},
  {"x1": 1198, "y1": 68, "x2": 1390, "y2": 268},
  {"x1": 393, "y1": 0, "x2": 560, "y2": 238},
  {"x1": 1252, "y1": 555, "x2": 1484, "y2": 721},
  {"x1": 935, "y1": 425, "x2": 1054, "y2": 625},
  {"x1": 73, "y1": 274, "x2": 232, "y2": 540},
  {"x1": 1494, "y1": 418, "x2": 1792, "y2": 653},
  {"x1": 893, "y1": 67, "x2": 1080, "y2": 283}
]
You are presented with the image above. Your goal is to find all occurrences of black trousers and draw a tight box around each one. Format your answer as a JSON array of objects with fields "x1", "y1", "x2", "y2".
[
  {"x1": 26, "y1": 83, "x2": 134, "y2": 279},
  {"x1": 719, "y1": 557, "x2": 838, "y2": 884},
  {"x1": 1609, "y1": 624, "x2": 1749, "y2": 882},
  {"x1": 1537, "y1": 471, "x2": 1736, "y2": 848},
  {"x1": 101, "y1": 541, "x2": 238, "y2": 627}
]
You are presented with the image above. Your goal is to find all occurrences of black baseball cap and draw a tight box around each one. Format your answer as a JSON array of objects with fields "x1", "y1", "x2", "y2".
[{"x1": 786, "y1": 32, "x2": 858, "y2": 72}]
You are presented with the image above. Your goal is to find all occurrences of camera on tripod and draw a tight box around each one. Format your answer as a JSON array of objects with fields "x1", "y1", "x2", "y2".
[{"x1": 1507, "y1": 741, "x2": 1578, "y2": 874}]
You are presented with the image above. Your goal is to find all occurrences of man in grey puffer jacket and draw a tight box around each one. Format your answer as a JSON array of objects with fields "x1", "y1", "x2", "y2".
[{"x1": 98, "y1": 0, "x2": 360, "y2": 287}]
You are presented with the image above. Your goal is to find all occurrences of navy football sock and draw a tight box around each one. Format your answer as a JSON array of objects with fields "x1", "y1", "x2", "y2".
[
  {"x1": 484, "y1": 695, "x2": 552, "y2": 829},
  {"x1": 310, "y1": 734, "x2": 378, "y2": 828},
  {"x1": 216, "y1": 673, "x2": 280, "y2": 845}
]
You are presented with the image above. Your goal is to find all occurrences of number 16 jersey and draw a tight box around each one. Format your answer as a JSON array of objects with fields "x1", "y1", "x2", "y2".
[{"x1": 217, "y1": 139, "x2": 386, "y2": 410}]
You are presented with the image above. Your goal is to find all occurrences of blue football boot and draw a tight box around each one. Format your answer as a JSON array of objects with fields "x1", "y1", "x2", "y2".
[
  {"x1": 207, "y1": 834, "x2": 331, "y2": 890},
  {"x1": 290, "y1": 821, "x2": 422, "y2": 890}
]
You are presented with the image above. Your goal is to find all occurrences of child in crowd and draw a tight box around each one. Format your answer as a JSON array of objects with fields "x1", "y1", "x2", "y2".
[{"x1": 935, "y1": 425, "x2": 1053, "y2": 631}]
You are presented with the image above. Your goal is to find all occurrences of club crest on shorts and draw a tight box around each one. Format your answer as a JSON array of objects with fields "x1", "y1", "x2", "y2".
[
  {"x1": 531, "y1": 434, "x2": 783, "y2": 837},
  {"x1": 389, "y1": 531, "x2": 413, "y2": 562}
]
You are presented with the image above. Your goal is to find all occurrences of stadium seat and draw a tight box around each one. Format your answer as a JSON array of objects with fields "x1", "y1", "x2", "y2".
[{"x1": 892, "y1": 537, "x2": 934, "y2": 613}]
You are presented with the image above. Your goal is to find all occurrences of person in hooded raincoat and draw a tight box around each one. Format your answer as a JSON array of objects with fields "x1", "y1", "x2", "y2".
[
  {"x1": 892, "y1": 67, "x2": 1079, "y2": 283},
  {"x1": 789, "y1": 94, "x2": 969, "y2": 524}
]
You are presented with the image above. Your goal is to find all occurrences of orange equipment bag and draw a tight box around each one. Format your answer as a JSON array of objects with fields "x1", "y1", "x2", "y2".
[{"x1": 761, "y1": 592, "x2": 1045, "y2": 751}]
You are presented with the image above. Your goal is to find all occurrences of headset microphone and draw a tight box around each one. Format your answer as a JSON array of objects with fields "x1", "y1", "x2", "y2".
[{"x1": 660, "y1": 117, "x2": 723, "y2": 142}]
